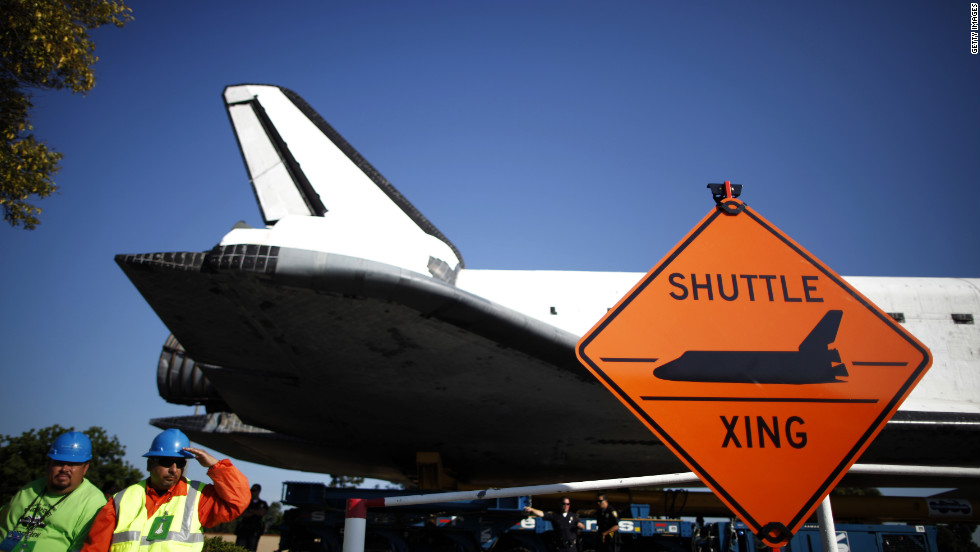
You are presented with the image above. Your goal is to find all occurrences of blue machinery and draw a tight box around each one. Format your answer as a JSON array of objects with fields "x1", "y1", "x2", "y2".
[{"x1": 705, "y1": 521, "x2": 937, "y2": 552}]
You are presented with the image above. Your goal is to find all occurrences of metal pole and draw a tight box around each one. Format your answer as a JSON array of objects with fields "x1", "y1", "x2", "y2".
[
  {"x1": 366, "y1": 472, "x2": 702, "y2": 508},
  {"x1": 366, "y1": 465, "x2": 978, "y2": 509},
  {"x1": 849, "y1": 464, "x2": 980, "y2": 478},
  {"x1": 343, "y1": 498, "x2": 368, "y2": 552},
  {"x1": 816, "y1": 495, "x2": 838, "y2": 552}
]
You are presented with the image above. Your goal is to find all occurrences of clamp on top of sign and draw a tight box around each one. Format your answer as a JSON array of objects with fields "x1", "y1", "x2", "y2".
[{"x1": 707, "y1": 181, "x2": 745, "y2": 215}]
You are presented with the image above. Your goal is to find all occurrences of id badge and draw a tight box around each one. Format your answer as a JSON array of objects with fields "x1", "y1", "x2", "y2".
[
  {"x1": 147, "y1": 515, "x2": 173, "y2": 541},
  {"x1": 0, "y1": 532, "x2": 33, "y2": 552}
]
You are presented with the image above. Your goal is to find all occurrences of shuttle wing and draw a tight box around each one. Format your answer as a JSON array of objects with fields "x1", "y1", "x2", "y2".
[{"x1": 117, "y1": 84, "x2": 980, "y2": 490}]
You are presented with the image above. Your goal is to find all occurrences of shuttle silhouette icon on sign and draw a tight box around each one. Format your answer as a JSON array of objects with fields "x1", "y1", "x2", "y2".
[
  {"x1": 576, "y1": 195, "x2": 932, "y2": 548},
  {"x1": 653, "y1": 309, "x2": 846, "y2": 385}
]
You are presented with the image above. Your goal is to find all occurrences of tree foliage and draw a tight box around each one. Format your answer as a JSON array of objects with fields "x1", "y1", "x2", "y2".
[
  {"x1": 0, "y1": 424, "x2": 143, "y2": 504},
  {"x1": 831, "y1": 487, "x2": 882, "y2": 497},
  {"x1": 202, "y1": 536, "x2": 249, "y2": 552},
  {"x1": 936, "y1": 523, "x2": 980, "y2": 552},
  {"x1": 265, "y1": 502, "x2": 284, "y2": 534},
  {"x1": 328, "y1": 474, "x2": 365, "y2": 488},
  {"x1": 0, "y1": 0, "x2": 132, "y2": 229}
]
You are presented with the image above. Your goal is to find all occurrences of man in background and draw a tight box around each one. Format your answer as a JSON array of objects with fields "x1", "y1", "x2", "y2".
[
  {"x1": 595, "y1": 494, "x2": 620, "y2": 552},
  {"x1": 235, "y1": 484, "x2": 268, "y2": 551},
  {"x1": 524, "y1": 497, "x2": 584, "y2": 552}
]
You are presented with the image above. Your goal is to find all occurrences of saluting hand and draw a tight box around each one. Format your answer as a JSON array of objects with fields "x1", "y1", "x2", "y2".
[{"x1": 183, "y1": 447, "x2": 218, "y2": 468}]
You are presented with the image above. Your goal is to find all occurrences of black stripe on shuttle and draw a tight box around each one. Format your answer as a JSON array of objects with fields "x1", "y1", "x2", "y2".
[
  {"x1": 278, "y1": 87, "x2": 466, "y2": 268},
  {"x1": 601, "y1": 357, "x2": 659, "y2": 362},
  {"x1": 240, "y1": 97, "x2": 328, "y2": 218},
  {"x1": 851, "y1": 361, "x2": 909, "y2": 366},
  {"x1": 641, "y1": 396, "x2": 879, "y2": 403}
]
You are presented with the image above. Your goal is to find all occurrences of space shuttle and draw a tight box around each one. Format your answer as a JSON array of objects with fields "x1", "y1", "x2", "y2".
[{"x1": 116, "y1": 84, "x2": 980, "y2": 492}]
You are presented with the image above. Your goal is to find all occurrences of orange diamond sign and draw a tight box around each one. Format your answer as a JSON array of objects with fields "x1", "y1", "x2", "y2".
[{"x1": 576, "y1": 198, "x2": 931, "y2": 547}]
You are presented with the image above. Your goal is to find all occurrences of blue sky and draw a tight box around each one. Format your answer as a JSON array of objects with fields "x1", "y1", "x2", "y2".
[{"x1": 1, "y1": 2, "x2": 977, "y2": 501}]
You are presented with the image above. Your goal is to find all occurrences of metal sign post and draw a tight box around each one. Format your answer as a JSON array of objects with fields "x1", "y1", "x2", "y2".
[{"x1": 817, "y1": 496, "x2": 839, "y2": 552}]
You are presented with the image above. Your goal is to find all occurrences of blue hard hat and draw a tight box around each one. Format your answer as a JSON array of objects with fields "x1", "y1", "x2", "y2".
[
  {"x1": 143, "y1": 429, "x2": 195, "y2": 458},
  {"x1": 48, "y1": 431, "x2": 92, "y2": 462}
]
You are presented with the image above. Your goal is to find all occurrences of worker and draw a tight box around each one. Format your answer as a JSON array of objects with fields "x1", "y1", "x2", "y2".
[
  {"x1": 524, "y1": 497, "x2": 584, "y2": 552},
  {"x1": 595, "y1": 494, "x2": 620, "y2": 552},
  {"x1": 81, "y1": 429, "x2": 250, "y2": 552},
  {"x1": 0, "y1": 431, "x2": 108, "y2": 551},
  {"x1": 234, "y1": 484, "x2": 268, "y2": 551}
]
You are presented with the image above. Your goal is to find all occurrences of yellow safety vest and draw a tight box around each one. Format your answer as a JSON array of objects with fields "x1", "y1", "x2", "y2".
[{"x1": 110, "y1": 479, "x2": 205, "y2": 552}]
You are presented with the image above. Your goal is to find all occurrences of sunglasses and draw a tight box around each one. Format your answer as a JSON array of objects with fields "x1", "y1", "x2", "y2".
[
  {"x1": 155, "y1": 458, "x2": 187, "y2": 468},
  {"x1": 48, "y1": 460, "x2": 86, "y2": 469}
]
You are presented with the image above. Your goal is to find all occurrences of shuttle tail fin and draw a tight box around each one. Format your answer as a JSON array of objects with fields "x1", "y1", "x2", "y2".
[
  {"x1": 798, "y1": 310, "x2": 843, "y2": 352},
  {"x1": 799, "y1": 310, "x2": 847, "y2": 378},
  {"x1": 221, "y1": 84, "x2": 464, "y2": 280}
]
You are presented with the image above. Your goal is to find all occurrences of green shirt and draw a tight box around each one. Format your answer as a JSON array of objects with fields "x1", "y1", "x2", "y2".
[{"x1": 0, "y1": 478, "x2": 107, "y2": 552}]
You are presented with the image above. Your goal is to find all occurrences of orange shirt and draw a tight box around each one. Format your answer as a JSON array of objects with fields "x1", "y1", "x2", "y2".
[{"x1": 81, "y1": 459, "x2": 250, "y2": 552}]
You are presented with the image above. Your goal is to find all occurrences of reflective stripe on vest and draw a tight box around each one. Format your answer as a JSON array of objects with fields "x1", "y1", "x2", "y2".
[{"x1": 110, "y1": 479, "x2": 205, "y2": 552}]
